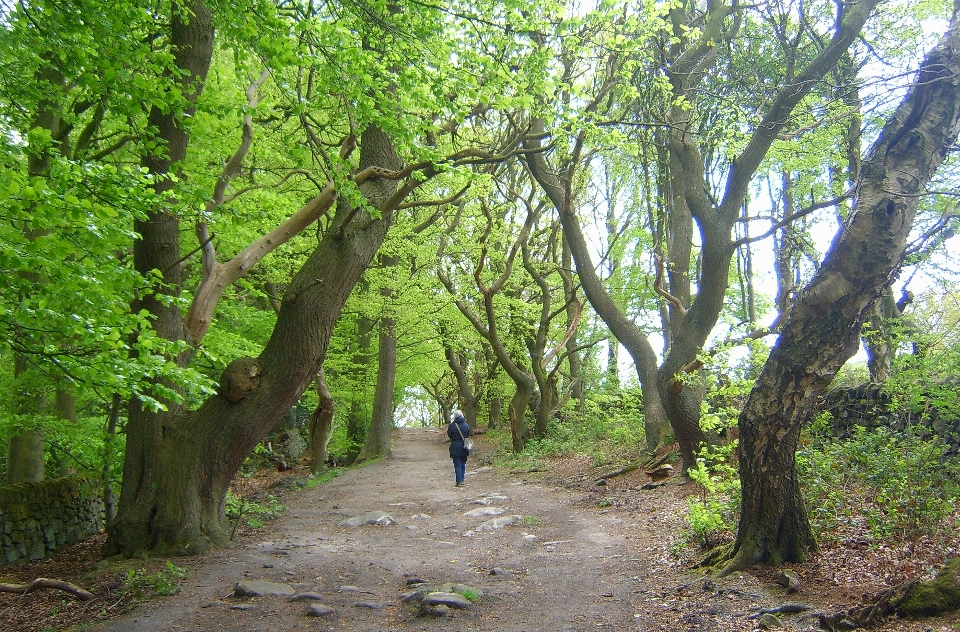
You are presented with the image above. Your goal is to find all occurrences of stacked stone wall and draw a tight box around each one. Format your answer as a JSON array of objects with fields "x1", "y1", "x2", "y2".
[
  {"x1": 820, "y1": 383, "x2": 960, "y2": 454},
  {"x1": 0, "y1": 476, "x2": 104, "y2": 566}
]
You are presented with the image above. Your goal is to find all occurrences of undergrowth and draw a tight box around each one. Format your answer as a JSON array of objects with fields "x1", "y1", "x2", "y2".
[
  {"x1": 492, "y1": 386, "x2": 647, "y2": 470},
  {"x1": 680, "y1": 416, "x2": 960, "y2": 554},
  {"x1": 225, "y1": 492, "x2": 285, "y2": 534},
  {"x1": 115, "y1": 560, "x2": 189, "y2": 599},
  {"x1": 797, "y1": 418, "x2": 960, "y2": 544}
]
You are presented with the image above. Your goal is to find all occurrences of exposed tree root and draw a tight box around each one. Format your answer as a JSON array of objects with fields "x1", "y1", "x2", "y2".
[
  {"x1": 819, "y1": 578, "x2": 918, "y2": 630},
  {"x1": 697, "y1": 543, "x2": 736, "y2": 573},
  {"x1": 0, "y1": 577, "x2": 95, "y2": 601}
]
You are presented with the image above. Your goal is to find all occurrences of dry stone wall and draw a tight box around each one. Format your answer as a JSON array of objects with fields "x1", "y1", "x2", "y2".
[
  {"x1": 820, "y1": 383, "x2": 960, "y2": 455},
  {"x1": 0, "y1": 476, "x2": 104, "y2": 566}
]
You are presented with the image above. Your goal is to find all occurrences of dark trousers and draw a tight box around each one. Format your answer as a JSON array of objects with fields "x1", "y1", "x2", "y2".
[{"x1": 452, "y1": 456, "x2": 467, "y2": 484}]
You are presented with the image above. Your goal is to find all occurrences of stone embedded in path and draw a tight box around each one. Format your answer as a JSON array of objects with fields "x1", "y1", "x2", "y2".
[
  {"x1": 422, "y1": 604, "x2": 450, "y2": 617},
  {"x1": 422, "y1": 591, "x2": 473, "y2": 609},
  {"x1": 476, "y1": 515, "x2": 524, "y2": 530},
  {"x1": 288, "y1": 592, "x2": 325, "y2": 602},
  {"x1": 234, "y1": 580, "x2": 296, "y2": 597},
  {"x1": 471, "y1": 495, "x2": 508, "y2": 506},
  {"x1": 355, "y1": 601, "x2": 390, "y2": 609},
  {"x1": 306, "y1": 604, "x2": 336, "y2": 617},
  {"x1": 401, "y1": 582, "x2": 484, "y2": 607},
  {"x1": 339, "y1": 510, "x2": 396, "y2": 527},
  {"x1": 462, "y1": 506, "x2": 505, "y2": 518},
  {"x1": 757, "y1": 612, "x2": 782, "y2": 629}
]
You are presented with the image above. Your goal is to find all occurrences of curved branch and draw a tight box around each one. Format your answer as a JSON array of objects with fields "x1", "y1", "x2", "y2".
[{"x1": 654, "y1": 254, "x2": 688, "y2": 317}]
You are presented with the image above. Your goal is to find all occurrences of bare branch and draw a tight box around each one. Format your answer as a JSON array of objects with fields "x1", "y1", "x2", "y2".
[{"x1": 654, "y1": 254, "x2": 688, "y2": 317}]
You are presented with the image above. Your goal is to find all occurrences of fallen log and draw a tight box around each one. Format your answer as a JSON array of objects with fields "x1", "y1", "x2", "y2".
[
  {"x1": 0, "y1": 578, "x2": 95, "y2": 601},
  {"x1": 595, "y1": 451, "x2": 674, "y2": 483}
]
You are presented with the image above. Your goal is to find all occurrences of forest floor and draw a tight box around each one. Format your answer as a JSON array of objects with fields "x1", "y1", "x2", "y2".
[{"x1": 2, "y1": 426, "x2": 960, "y2": 631}]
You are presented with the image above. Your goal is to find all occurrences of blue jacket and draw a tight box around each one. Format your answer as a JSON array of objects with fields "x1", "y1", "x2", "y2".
[{"x1": 447, "y1": 416, "x2": 470, "y2": 459}]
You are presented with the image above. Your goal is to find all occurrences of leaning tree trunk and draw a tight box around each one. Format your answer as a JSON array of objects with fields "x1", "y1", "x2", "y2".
[
  {"x1": 724, "y1": 11, "x2": 960, "y2": 572},
  {"x1": 524, "y1": 123, "x2": 671, "y2": 451},
  {"x1": 105, "y1": 124, "x2": 402, "y2": 557}
]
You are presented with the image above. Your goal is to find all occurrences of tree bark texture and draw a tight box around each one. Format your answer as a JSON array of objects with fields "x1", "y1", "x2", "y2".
[
  {"x1": 309, "y1": 368, "x2": 334, "y2": 474},
  {"x1": 359, "y1": 315, "x2": 397, "y2": 460},
  {"x1": 727, "y1": 10, "x2": 960, "y2": 571},
  {"x1": 445, "y1": 347, "x2": 479, "y2": 429},
  {"x1": 488, "y1": 395, "x2": 502, "y2": 430},
  {"x1": 6, "y1": 429, "x2": 45, "y2": 485},
  {"x1": 107, "y1": 122, "x2": 403, "y2": 556},
  {"x1": 107, "y1": 0, "x2": 214, "y2": 557}
]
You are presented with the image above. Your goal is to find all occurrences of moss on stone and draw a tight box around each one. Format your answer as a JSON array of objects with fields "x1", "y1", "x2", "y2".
[{"x1": 898, "y1": 558, "x2": 960, "y2": 617}]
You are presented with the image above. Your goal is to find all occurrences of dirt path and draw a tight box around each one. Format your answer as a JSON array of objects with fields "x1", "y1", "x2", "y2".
[
  {"x1": 84, "y1": 427, "x2": 693, "y2": 631},
  {"x1": 7, "y1": 428, "x2": 959, "y2": 631},
  {"x1": 83, "y1": 427, "x2": 915, "y2": 632}
]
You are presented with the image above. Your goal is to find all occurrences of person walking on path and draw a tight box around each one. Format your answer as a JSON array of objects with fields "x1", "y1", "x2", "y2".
[{"x1": 447, "y1": 409, "x2": 471, "y2": 487}]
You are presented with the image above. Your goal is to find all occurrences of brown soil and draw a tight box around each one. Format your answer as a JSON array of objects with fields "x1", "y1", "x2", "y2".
[{"x1": 2, "y1": 427, "x2": 959, "y2": 631}]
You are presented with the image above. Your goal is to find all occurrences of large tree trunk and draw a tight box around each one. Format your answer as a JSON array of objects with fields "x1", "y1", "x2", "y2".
[
  {"x1": 105, "y1": 123, "x2": 403, "y2": 557},
  {"x1": 358, "y1": 314, "x2": 396, "y2": 460},
  {"x1": 725, "y1": 10, "x2": 960, "y2": 571},
  {"x1": 6, "y1": 426, "x2": 45, "y2": 485},
  {"x1": 106, "y1": 0, "x2": 214, "y2": 557},
  {"x1": 507, "y1": 382, "x2": 535, "y2": 451}
]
